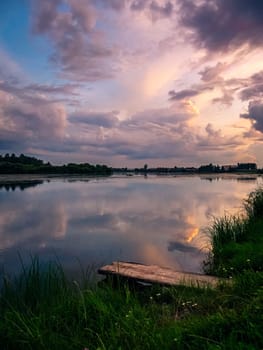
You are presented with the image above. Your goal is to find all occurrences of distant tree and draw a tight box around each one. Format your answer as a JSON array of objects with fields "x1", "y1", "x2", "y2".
[{"x1": 0, "y1": 153, "x2": 112, "y2": 175}]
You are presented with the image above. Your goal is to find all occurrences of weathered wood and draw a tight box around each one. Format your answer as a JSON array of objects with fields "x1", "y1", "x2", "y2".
[{"x1": 98, "y1": 261, "x2": 225, "y2": 288}]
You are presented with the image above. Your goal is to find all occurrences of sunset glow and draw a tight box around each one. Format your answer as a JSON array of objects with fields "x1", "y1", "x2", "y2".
[{"x1": 0, "y1": 0, "x2": 263, "y2": 166}]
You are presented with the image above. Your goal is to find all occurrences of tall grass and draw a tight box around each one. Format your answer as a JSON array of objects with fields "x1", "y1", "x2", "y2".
[
  {"x1": 244, "y1": 187, "x2": 263, "y2": 220},
  {"x1": 204, "y1": 187, "x2": 263, "y2": 276},
  {"x1": 1, "y1": 257, "x2": 263, "y2": 349}
]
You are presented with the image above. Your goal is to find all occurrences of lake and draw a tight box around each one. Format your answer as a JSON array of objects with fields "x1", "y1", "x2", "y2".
[{"x1": 0, "y1": 174, "x2": 262, "y2": 277}]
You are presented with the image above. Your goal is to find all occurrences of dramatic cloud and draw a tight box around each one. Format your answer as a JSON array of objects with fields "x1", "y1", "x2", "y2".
[
  {"x1": 0, "y1": 77, "x2": 251, "y2": 165},
  {"x1": 239, "y1": 71, "x2": 263, "y2": 101},
  {"x1": 169, "y1": 64, "x2": 263, "y2": 109},
  {"x1": 0, "y1": 80, "x2": 81, "y2": 111},
  {"x1": 92, "y1": 0, "x2": 127, "y2": 10},
  {"x1": 69, "y1": 111, "x2": 119, "y2": 128},
  {"x1": 130, "y1": 0, "x2": 173, "y2": 20},
  {"x1": 32, "y1": 0, "x2": 115, "y2": 81},
  {"x1": 240, "y1": 85, "x2": 263, "y2": 101},
  {"x1": 2, "y1": 101, "x2": 66, "y2": 139},
  {"x1": 0, "y1": 81, "x2": 79, "y2": 98},
  {"x1": 23, "y1": 83, "x2": 80, "y2": 95},
  {"x1": 148, "y1": 1, "x2": 174, "y2": 21},
  {"x1": 125, "y1": 100, "x2": 196, "y2": 125},
  {"x1": 169, "y1": 89, "x2": 201, "y2": 101},
  {"x1": 198, "y1": 123, "x2": 243, "y2": 151},
  {"x1": 0, "y1": 83, "x2": 67, "y2": 152},
  {"x1": 64, "y1": 100, "x2": 248, "y2": 165},
  {"x1": 1, "y1": 0, "x2": 262, "y2": 165},
  {"x1": 241, "y1": 101, "x2": 263, "y2": 133},
  {"x1": 169, "y1": 62, "x2": 228, "y2": 103},
  {"x1": 169, "y1": 86, "x2": 213, "y2": 101},
  {"x1": 212, "y1": 89, "x2": 235, "y2": 106},
  {"x1": 130, "y1": 0, "x2": 148, "y2": 11},
  {"x1": 211, "y1": 70, "x2": 263, "y2": 106},
  {"x1": 199, "y1": 62, "x2": 227, "y2": 82},
  {"x1": 179, "y1": 0, "x2": 263, "y2": 52}
]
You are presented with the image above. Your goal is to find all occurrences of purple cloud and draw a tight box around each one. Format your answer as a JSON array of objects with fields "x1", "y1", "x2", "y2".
[
  {"x1": 199, "y1": 62, "x2": 227, "y2": 82},
  {"x1": 125, "y1": 102, "x2": 195, "y2": 126},
  {"x1": 241, "y1": 101, "x2": 263, "y2": 133},
  {"x1": 149, "y1": 1, "x2": 173, "y2": 20},
  {"x1": 0, "y1": 80, "x2": 81, "y2": 108},
  {"x1": 240, "y1": 84, "x2": 263, "y2": 101},
  {"x1": 130, "y1": 0, "x2": 173, "y2": 20},
  {"x1": 169, "y1": 85, "x2": 214, "y2": 101},
  {"x1": 0, "y1": 81, "x2": 79, "y2": 96},
  {"x1": 0, "y1": 87, "x2": 248, "y2": 165},
  {"x1": 239, "y1": 71, "x2": 263, "y2": 101},
  {"x1": 69, "y1": 111, "x2": 119, "y2": 128},
  {"x1": 212, "y1": 89, "x2": 235, "y2": 106},
  {"x1": 169, "y1": 88, "x2": 202, "y2": 101},
  {"x1": 93, "y1": 0, "x2": 127, "y2": 10},
  {"x1": 178, "y1": 0, "x2": 263, "y2": 52},
  {"x1": 32, "y1": 0, "x2": 116, "y2": 81},
  {"x1": 0, "y1": 81, "x2": 67, "y2": 155},
  {"x1": 3, "y1": 102, "x2": 66, "y2": 139},
  {"x1": 169, "y1": 66, "x2": 263, "y2": 108},
  {"x1": 130, "y1": 0, "x2": 148, "y2": 11}
]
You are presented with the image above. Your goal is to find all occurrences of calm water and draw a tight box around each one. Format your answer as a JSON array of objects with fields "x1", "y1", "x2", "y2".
[{"x1": 0, "y1": 174, "x2": 262, "y2": 276}]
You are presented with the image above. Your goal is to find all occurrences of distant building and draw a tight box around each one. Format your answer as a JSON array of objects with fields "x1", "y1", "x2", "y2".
[{"x1": 237, "y1": 163, "x2": 257, "y2": 171}]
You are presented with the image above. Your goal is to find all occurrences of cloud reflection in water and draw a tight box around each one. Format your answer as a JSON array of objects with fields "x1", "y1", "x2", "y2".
[{"x1": 0, "y1": 175, "x2": 262, "y2": 275}]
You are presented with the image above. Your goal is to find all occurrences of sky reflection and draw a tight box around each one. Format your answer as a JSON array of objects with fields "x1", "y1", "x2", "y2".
[{"x1": 0, "y1": 175, "x2": 262, "y2": 276}]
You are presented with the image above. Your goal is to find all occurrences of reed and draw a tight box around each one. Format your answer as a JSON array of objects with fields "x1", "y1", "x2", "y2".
[{"x1": 204, "y1": 187, "x2": 263, "y2": 277}]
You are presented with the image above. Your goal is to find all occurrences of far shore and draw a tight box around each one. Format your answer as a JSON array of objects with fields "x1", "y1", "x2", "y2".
[{"x1": 0, "y1": 172, "x2": 261, "y2": 185}]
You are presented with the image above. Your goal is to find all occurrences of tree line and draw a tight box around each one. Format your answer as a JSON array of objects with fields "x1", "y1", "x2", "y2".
[{"x1": 0, "y1": 153, "x2": 112, "y2": 175}]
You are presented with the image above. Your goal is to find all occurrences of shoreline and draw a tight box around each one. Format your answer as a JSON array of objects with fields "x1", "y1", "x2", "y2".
[{"x1": 0, "y1": 171, "x2": 261, "y2": 182}]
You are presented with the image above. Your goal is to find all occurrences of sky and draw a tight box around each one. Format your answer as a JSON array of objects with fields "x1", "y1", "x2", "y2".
[{"x1": 0, "y1": 0, "x2": 263, "y2": 167}]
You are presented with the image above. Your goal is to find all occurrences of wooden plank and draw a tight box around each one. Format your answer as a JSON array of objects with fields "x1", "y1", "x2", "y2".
[{"x1": 98, "y1": 261, "x2": 225, "y2": 288}]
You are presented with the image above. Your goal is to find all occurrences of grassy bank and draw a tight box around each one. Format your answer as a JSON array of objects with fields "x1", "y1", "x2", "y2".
[
  {"x1": 204, "y1": 187, "x2": 263, "y2": 277},
  {"x1": 1, "y1": 189, "x2": 263, "y2": 349}
]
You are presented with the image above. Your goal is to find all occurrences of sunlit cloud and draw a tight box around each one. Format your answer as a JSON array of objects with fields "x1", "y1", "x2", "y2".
[
  {"x1": 0, "y1": 0, "x2": 262, "y2": 165},
  {"x1": 186, "y1": 228, "x2": 199, "y2": 243}
]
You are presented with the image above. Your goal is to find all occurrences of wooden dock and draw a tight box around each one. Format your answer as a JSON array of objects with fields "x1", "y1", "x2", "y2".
[{"x1": 98, "y1": 261, "x2": 224, "y2": 288}]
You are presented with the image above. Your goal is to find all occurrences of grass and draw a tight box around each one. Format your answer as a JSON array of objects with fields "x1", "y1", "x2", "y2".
[
  {"x1": 204, "y1": 187, "x2": 263, "y2": 277},
  {"x1": 1, "y1": 188, "x2": 263, "y2": 349}
]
